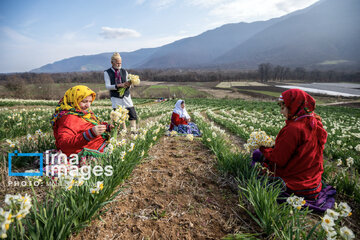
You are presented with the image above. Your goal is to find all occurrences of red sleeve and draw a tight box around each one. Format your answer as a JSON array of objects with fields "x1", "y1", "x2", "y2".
[
  {"x1": 171, "y1": 113, "x2": 188, "y2": 126},
  {"x1": 101, "y1": 121, "x2": 112, "y2": 132},
  {"x1": 55, "y1": 115, "x2": 96, "y2": 150},
  {"x1": 260, "y1": 125, "x2": 299, "y2": 167}
]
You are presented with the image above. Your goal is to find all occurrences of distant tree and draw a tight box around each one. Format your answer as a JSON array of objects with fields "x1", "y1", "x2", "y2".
[
  {"x1": 4, "y1": 76, "x2": 28, "y2": 98},
  {"x1": 309, "y1": 69, "x2": 321, "y2": 81},
  {"x1": 273, "y1": 65, "x2": 286, "y2": 81},
  {"x1": 294, "y1": 67, "x2": 307, "y2": 81},
  {"x1": 258, "y1": 63, "x2": 272, "y2": 82}
]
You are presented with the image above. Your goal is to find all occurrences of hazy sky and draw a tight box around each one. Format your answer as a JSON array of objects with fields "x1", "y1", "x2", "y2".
[{"x1": 0, "y1": 0, "x2": 320, "y2": 73}]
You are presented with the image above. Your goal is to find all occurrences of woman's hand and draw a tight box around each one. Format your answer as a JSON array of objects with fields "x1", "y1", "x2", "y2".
[
  {"x1": 107, "y1": 124, "x2": 115, "y2": 132},
  {"x1": 92, "y1": 125, "x2": 107, "y2": 136}
]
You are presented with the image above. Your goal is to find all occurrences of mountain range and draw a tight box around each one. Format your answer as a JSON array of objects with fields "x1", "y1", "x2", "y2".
[{"x1": 32, "y1": 0, "x2": 360, "y2": 73}]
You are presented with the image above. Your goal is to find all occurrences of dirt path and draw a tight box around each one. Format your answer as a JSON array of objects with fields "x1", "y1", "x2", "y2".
[{"x1": 72, "y1": 136, "x2": 255, "y2": 240}]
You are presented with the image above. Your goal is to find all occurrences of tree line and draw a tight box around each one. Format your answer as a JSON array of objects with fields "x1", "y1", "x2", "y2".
[{"x1": 0, "y1": 64, "x2": 359, "y2": 87}]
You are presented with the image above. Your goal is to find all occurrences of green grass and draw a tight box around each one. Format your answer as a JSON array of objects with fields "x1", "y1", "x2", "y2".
[
  {"x1": 141, "y1": 85, "x2": 209, "y2": 98},
  {"x1": 147, "y1": 85, "x2": 168, "y2": 89}
]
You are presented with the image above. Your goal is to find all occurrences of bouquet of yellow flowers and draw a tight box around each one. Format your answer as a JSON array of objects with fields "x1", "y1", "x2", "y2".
[
  {"x1": 117, "y1": 74, "x2": 140, "y2": 97},
  {"x1": 244, "y1": 130, "x2": 275, "y2": 153},
  {"x1": 129, "y1": 74, "x2": 140, "y2": 86}
]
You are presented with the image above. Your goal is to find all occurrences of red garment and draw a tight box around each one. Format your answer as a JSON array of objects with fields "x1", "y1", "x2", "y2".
[
  {"x1": 53, "y1": 114, "x2": 107, "y2": 156},
  {"x1": 169, "y1": 112, "x2": 188, "y2": 130},
  {"x1": 260, "y1": 89, "x2": 327, "y2": 198}
]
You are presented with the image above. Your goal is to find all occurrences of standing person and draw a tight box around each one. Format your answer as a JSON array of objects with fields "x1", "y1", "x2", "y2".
[
  {"x1": 104, "y1": 52, "x2": 138, "y2": 133},
  {"x1": 257, "y1": 89, "x2": 328, "y2": 200}
]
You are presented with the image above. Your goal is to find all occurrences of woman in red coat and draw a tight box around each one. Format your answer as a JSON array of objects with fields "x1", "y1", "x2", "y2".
[
  {"x1": 169, "y1": 99, "x2": 190, "y2": 130},
  {"x1": 51, "y1": 85, "x2": 111, "y2": 156},
  {"x1": 259, "y1": 89, "x2": 328, "y2": 199},
  {"x1": 169, "y1": 99, "x2": 201, "y2": 136}
]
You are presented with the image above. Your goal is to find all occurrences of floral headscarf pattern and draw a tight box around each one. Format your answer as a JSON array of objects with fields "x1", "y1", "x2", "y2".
[{"x1": 50, "y1": 85, "x2": 100, "y2": 126}]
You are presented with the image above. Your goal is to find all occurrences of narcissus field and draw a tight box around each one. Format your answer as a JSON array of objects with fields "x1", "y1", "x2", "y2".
[{"x1": 0, "y1": 98, "x2": 359, "y2": 239}]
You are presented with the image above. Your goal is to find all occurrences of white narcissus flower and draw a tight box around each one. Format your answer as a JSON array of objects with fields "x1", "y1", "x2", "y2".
[
  {"x1": 355, "y1": 144, "x2": 360, "y2": 152},
  {"x1": 325, "y1": 227, "x2": 337, "y2": 240},
  {"x1": 286, "y1": 196, "x2": 306, "y2": 210},
  {"x1": 336, "y1": 202, "x2": 352, "y2": 217},
  {"x1": 104, "y1": 143, "x2": 114, "y2": 155},
  {"x1": 0, "y1": 209, "x2": 12, "y2": 238},
  {"x1": 186, "y1": 134, "x2": 194, "y2": 141},
  {"x1": 96, "y1": 181, "x2": 104, "y2": 191},
  {"x1": 90, "y1": 181, "x2": 104, "y2": 194},
  {"x1": 336, "y1": 159, "x2": 342, "y2": 166},
  {"x1": 35, "y1": 129, "x2": 43, "y2": 135},
  {"x1": 321, "y1": 215, "x2": 335, "y2": 229},
  {"x1": 325, "y1": 209, "x2": 339, "y2": 220},
  {"x1": 4, "y1": 194, "x2": 21, "y2": 206},
  {"x1": 128, "y1": 143, "x2": 135, "y2": 152},
  {"x1": 26, "y1": 134, "x2": 33, "y2": 141},
  {"x1": 345, "y1": 157, "x2": 354, "y2": 168},
  {"x1": 120, "y1": 151, "x2": 126, "y2": 161},
  {"x1": 340, "y1": 226, "x2": 355, "y2": 240}
]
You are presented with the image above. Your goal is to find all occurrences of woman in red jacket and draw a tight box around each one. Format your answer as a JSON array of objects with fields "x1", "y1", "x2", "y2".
[
  {"x1": 258, "y1": 89, "x2": 328, "y2": 200},
  {"x1": 51, "y1": 85, "x2": 111, "y2": 157},
  {"x1": 169, "y1": 99, "x2": 201, "y2": 136}
]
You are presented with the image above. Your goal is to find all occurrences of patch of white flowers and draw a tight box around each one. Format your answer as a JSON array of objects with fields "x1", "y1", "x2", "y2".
[
  {"x1": 1, "y1": 194, "x2": 32, "y2": 239},
  {"x1": 321, "y1": 202, "x2": 354, "y2": 240}
]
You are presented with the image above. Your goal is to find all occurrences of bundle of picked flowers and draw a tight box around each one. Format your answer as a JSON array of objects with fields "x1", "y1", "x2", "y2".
[
  {"x1": 110, "y1": 106, "x2": 129, "y2": 139},
  {"x1": 117, "y1": 74, "x2": 140, "y2": 97},
  {"x1": 244, "y1": 130, "x2": 275, "y2": 153},
  {"x1": 128, "y1": 74, "x2": 140, "y2": 86}
]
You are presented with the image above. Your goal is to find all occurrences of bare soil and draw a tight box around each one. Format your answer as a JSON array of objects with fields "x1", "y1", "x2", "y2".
[{"x1": 71, "y1": 136, "x2": 257, "y2": 240}]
